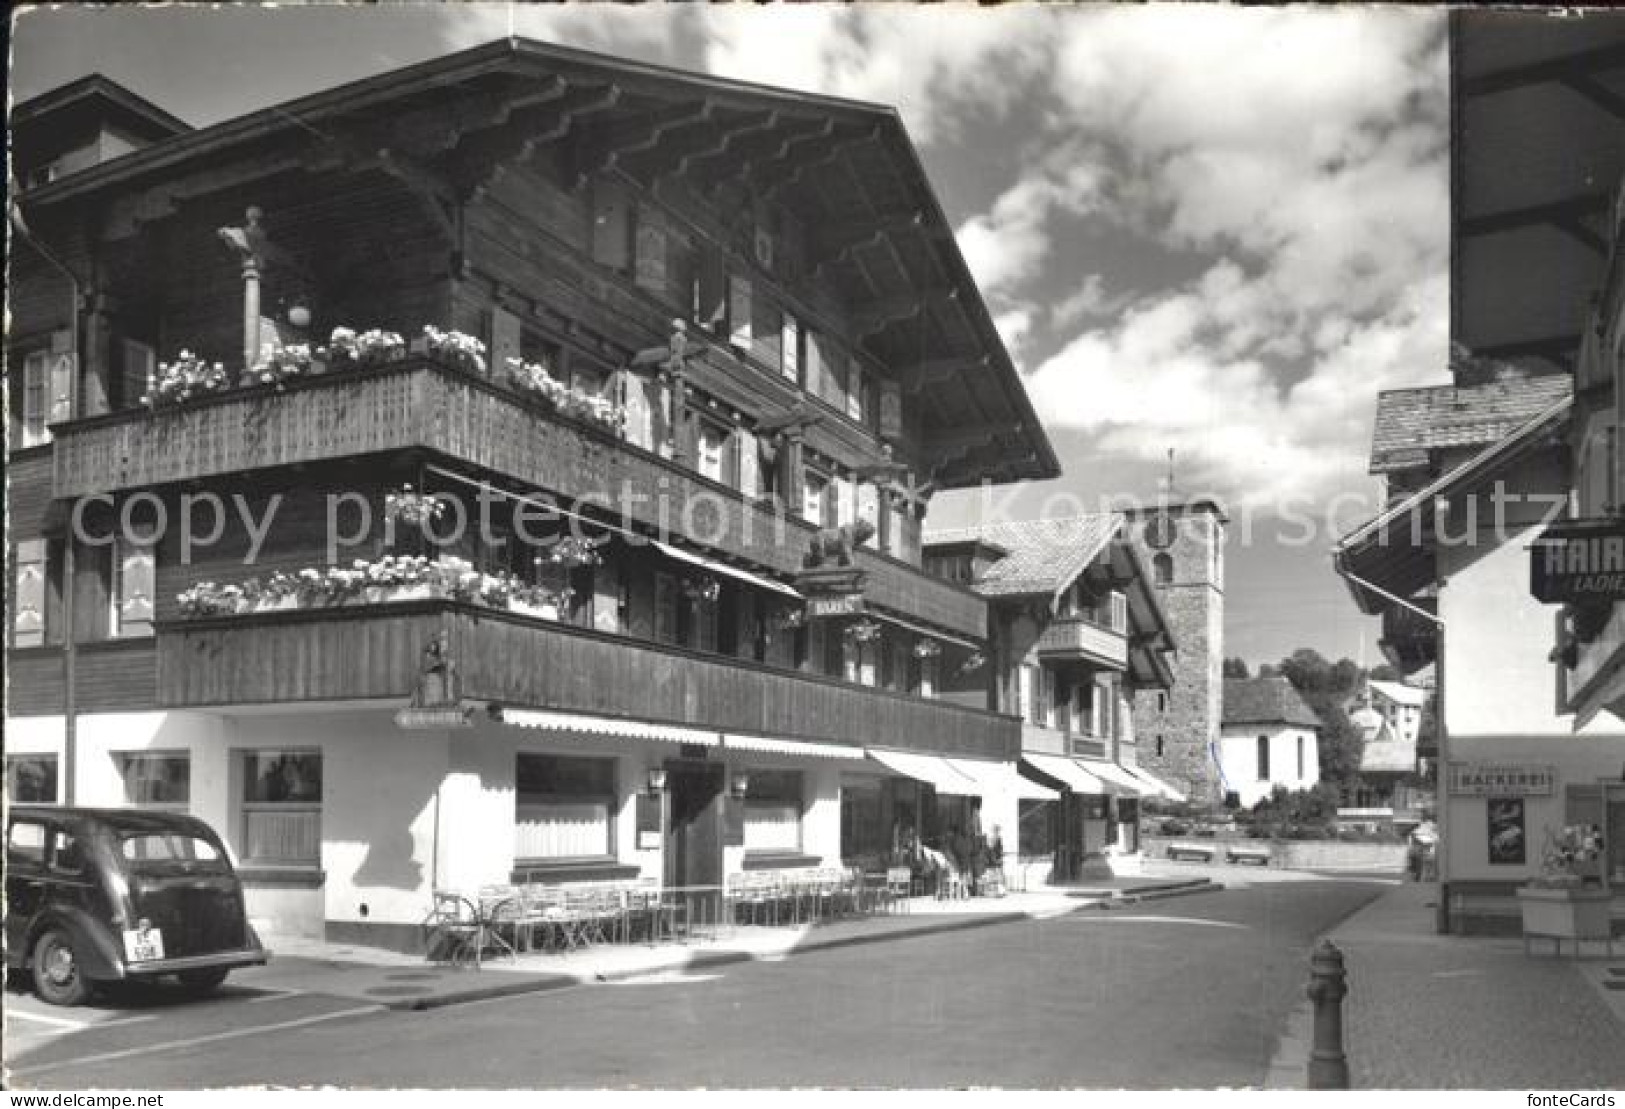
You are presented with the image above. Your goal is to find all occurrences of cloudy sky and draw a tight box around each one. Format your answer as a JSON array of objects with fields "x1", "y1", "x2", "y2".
[{"x1": 11, "y1": 2, "x2": 1450, "y2": 667}]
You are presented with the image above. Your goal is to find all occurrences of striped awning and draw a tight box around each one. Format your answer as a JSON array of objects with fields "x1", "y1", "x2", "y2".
[
  {"x1": 723, "y1": 733, "x2": 867, "y2": 760},
  {"x1": 652, "y1": 541, "x2": 802, "y2": 599},
  {"x1": 1021, "y1": 753, "x2": 1108, "y2": 795},
  {"x1": 867, "y1": 749, "x2": 979, "y2": 795},
  {"x1": 1124, "y1": 765, "x2": 1187, "y2": 803},
  {"x1": 499, "y1": 708, "x2": 718, "y2": 746},
  {"x1": 945, "y1": 757, "x2": 1058, "y2": 801},
  {"x1": 1080, "y1": 759, "x2": 1144, "y2": 797}
]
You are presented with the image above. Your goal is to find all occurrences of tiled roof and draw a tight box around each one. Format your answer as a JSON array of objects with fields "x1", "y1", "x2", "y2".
[
  {"x1": 1368, "y1": 375, "x2": 1572, "y2": 474},
  {"x1": 1222, "y1": 677, "x2": 1322, "y2": 729},
  {"x1": 923, "y1": 515, "x2": 1123, "y2": 598}
]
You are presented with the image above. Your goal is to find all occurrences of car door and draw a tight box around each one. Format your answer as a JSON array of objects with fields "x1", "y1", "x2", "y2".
[{"x1": 5, "y1": 817, "x2": 51, "y2": 964}]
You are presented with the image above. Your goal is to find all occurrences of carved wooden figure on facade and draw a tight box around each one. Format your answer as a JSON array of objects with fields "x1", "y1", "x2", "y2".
[
  {"x1": 806, "y1": 519, "x2": 876, "y2": 569},
  {"x1": 411, "y1": 633, "x2": 461, "y2": 708}
]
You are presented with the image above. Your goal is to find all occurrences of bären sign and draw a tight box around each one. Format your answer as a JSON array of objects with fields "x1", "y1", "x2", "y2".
[{"x1": 1530, "y1": 518, "x2": 1625, "y2": 603}]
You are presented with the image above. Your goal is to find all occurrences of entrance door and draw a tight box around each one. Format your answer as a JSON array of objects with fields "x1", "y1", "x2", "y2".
[{"x1": 663, "y1": 761, "x2": 725, "y2": 922}]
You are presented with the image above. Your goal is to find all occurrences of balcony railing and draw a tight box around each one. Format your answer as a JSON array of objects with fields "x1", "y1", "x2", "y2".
[
  {"x1": 1019, "y1": 722, "x2": 1109, "y2": 760},
  {"x1": 1034, "y1": 616, "x2": 1128, "y2": 668},
  {"x1": 50, "y1": 357, "x2": 985, "y2": 638},
  {"x1": 155, "y1": 600, "x2": 1018, "y2": 760}
]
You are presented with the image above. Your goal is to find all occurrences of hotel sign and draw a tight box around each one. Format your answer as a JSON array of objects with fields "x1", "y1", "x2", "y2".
[
  {"x1": 807, "y1": 593, "x2": 865, "y2": 619},
  {"x1": 1530, "y1": 519, "x2": 1625, "y2": 603},
  {"x1": 1446, "y1": 762, "x2": 1555, "y2": 797}
]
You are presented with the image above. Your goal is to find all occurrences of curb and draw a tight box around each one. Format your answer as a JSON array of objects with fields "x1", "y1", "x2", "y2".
[{"x1": 382, "y1": 908, "x2": 1054, "y2": 1012}]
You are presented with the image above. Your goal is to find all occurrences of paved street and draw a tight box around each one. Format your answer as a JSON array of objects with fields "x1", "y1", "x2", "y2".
[{"x1": 6, "y1": 877, "x2": 1390, "y2": 1089}]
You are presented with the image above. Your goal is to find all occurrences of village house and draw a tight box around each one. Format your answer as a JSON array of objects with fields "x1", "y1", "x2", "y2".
[{"x1": 4, "y1": 39, "x2": 1061, "y2": 946}]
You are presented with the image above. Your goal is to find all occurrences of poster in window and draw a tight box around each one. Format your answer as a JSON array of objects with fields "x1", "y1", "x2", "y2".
[
  {"x1": 1486, "y1": 797, "x2": 1525, "y2": 865},
  {"x1": 636, "y1": 792, "x2": 662, "y2": 850}
]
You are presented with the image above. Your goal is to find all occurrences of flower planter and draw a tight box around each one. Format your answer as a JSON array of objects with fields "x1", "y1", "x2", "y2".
[
  {"x1": 507, "y1": 599, "x2": 559, "y2": 621},
  {"x1": 251, "y1": 595, "x2": 299, "y2": 613},
  {"x1": 377, "y1": 584, "x2": 435, "y2": 604},
  {"x1": 1517, "y1": 885, "x2": 1614, "y2": 951}
]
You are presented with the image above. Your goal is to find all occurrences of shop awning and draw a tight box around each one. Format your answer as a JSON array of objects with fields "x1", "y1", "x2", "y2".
[
  {"x1": 863, "y1": 608, "x2": 984, "y2": 653},
  {"x1": 1123, "y1": 765, "x2": 1187, "y2": 803},
  {"x1": 723, "y1": 733, "x2": 867, "y2": 760},
  {"x1": 1021, "y1": 753, "x2": 1108, "y2": 795},
  {"x1": 652, "y1": 540, "x2": 802, "y2": 599},
  {"x1": 866, "y1": 748, "x2": 979, "y2": 795},
  {"x1": 498, "y1": 708, "x2": 719, "y2": 746},
  {"x1": 1080, "y1": 759, "x2": 1143, "y2": 797},
  {"x1": 945, "y1": 757, "x2": 1059, "y2": 801}
]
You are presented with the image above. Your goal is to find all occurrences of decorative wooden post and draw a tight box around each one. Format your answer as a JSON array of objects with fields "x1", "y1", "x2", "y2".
[
  {"x1": 217, "y1": 206, "x2": 267, "y2": 375},
  {"x1": 629, "y1": 319, "x2": 702, "y2": 465},
  {"x1": 1307, "y1": 939, "x2": 1350, "y2": 1089}
]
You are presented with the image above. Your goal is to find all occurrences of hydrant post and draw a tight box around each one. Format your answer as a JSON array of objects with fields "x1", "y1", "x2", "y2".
[{"x1": 1306, "y1": 939, "x2": 1350, "y2": 1089}]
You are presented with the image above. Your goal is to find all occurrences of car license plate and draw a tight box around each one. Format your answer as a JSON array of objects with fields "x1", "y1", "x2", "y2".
[{"x1": 123, "y1": 927, "x2": 165, "y2": 963}]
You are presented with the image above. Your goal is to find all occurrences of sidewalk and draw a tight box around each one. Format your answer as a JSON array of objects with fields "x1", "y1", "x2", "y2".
[
  {"x1": 238, "y1": 877, "x2": 1215, "y2": 1011},
  {"x1": 1266, "y1": 880, "x2": 1625, "y2": 1090}
]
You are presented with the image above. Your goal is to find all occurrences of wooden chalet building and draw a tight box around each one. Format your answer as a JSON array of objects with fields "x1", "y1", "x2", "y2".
[
  {"x1": 5, "y1": 40, "x2": 1058, "y2": 946},
  {"x1": 922, "y1": 516, "x2": 1181, "y2": 885}
]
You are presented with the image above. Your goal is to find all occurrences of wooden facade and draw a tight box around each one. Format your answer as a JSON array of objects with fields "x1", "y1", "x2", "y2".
[{"x1": 156, "y1": 602, "x2": 1017, "y2": 759}]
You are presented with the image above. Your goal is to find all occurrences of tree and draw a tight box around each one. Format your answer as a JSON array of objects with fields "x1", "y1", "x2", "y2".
[
  {"x1": 1274, "y1": 648, "x2": 1367, "y2": 788},
  {"x1": 1222, "y1": 657, "x2": 1251, "y2": 679}
]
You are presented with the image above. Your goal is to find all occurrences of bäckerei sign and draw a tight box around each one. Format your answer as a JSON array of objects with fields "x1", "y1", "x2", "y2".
[
  {"x1": 1529, "y1": 518, "x2": 1625, "y2": 603},
  {"x1": 1446, "y1": 762, "x2": 1555, "y2": 797}
]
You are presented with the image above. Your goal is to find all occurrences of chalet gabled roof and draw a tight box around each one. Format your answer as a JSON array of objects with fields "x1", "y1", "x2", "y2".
[
  {"x1": 16, "y1": 37, "x2": 1058, "y2": 489},
  {"x1": 1368, "y1": 374, "x2": 1572, "y2": 474},
  {"x1": 1223, "y1": 677, "x2": 1321, "y2": 730},
  {"x1": 925, "y1": 515, "x2": 1122, "y2": 599}
]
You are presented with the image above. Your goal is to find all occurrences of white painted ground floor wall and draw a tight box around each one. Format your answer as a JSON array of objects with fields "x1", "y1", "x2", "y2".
[
  {"x1": 6, "y1": 708, "x2": 1033, "y2": 943},
  {"x1": 1216, "y1": 724, "x2": 1320, "y2": 809}
]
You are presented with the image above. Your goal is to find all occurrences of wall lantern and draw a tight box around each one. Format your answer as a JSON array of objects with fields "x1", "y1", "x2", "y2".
[
  {"x1": 646, "y1": 768, "x2": 668, "y2": 795},
  {"x1": 730, "y1": 771, "x2": 751, "y2": 799}
]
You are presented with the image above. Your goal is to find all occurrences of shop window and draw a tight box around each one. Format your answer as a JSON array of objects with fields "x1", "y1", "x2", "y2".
[
  {"x1": 117, "y1": 752, "x2": 190, "y2": 809},
  {"x1": 1018, "y1": 798, "x2": 1057, "y2": 858},
  {"x1": 5, "y1": 754, "x2": 59, "y2": 804},
  {"x1": 515, "y1": 754, "x2": 617, "y2": 861},
  {"x1": 744, "y1": 770, "x2": 803, "y2": 855},
  {"x1": 839, "y1": 780, "x2": 885, "y2": 863},
  {"x1": 1256, "y1": 735, "x2": 1271, "y2": 781},
  {"x1": 239, "y1": 750, "x2": 322, "y2": 868}
]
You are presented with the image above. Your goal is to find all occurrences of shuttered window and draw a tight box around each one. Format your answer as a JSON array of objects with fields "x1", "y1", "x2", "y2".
[
  {"x1": 113, "y1": 538, "x2": 156, "y2": 639},
  {"x1": 12, "y1": 539, "x2": 47, "y2": 648},
  {"x1": 634, "y1": 214, "x2": 668, "y2": 295},
  {"x1": 19, "y1": 352, "x2": 50, "y2": 447},
  {"x1": 728, "y1": 276, "x2": 753, "y2": 351}
]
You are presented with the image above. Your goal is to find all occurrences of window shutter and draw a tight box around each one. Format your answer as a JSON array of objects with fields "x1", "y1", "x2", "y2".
[
  {"x1": 117, "y1": 541, "x2": 156, "y2": 637},
  {"x1": 804, "y1": 329, "x2": 826, "y2": 399},
  {"x1": 489, "y1": 307, "x2": 522, "y2": 375},
  {"x1": 22, "y1": 351, "x2": 49, "y2": 446},
  {"x1": 634, "y1": 215, "x2": 668, "y2": 294},
  {"x1": 13, "y1": 539, "x2": 46, "y2": 647},
  {"x1": 879, "y1": 379, "x2": 903, "y2": 440},
  {"x1": 590, "y1": 183, "x2": 632, "y2": 271},
  {"x1": 847, "y1": 364, "x2": 866, "y2": 422},
  {"x1": 736, "y1": 427, "x2": 760, "y2": 497},
  {"x1": 695, "y1": 250, "x2": 727, "y2": 335},
  {"x1": 857, "y1": 483, "x2": 880, "y2": 547},
  {"x1": 729, "y1": 276, "x2": 753, "y2": 351},
  {"x1": 781, "y1": 316, "x2": 800, "y2": 382}
]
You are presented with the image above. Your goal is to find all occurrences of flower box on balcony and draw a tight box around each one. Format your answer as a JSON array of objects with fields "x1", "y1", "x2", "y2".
[{"x1": 507, "y1": 599, "x2": 560, "y2": 621}]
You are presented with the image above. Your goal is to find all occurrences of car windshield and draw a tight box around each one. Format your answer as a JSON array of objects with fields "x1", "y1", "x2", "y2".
[{"x1": 120, "y1": 832, "x2": 227, "y2": 870}]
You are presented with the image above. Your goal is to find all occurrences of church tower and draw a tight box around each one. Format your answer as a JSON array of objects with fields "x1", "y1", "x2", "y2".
[{"x1": 1124, "y1": 499, "x2": 1227, "y2": 808}]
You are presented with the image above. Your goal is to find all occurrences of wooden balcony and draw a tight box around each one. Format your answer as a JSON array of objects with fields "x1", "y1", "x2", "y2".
[
  {"x1": 1034, "y1": 616, "x2": 1128, "y2": 668},
  {"x1": 1019, "y1": 723, "x2": 1108, "y2": 760},
  {"x1": 155, "y1": 601, "x2": 1018, "y2": 760},
  {"x1": 49, "y1": 358, "x2": 985, "y2": 638}
]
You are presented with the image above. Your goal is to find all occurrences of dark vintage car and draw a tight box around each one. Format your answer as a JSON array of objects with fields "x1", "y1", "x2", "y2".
[{"x1": 5, "y1": 806, "x2": 269, "y2": 1005}]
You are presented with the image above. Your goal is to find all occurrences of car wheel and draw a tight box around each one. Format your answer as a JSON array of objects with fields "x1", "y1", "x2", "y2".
[
  {"x1": 32, "y1": 928, "x2": 91, "y2": 1007},
  {"x1": 176, "y1": 966, "x2": 230, "y2": 994}
]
